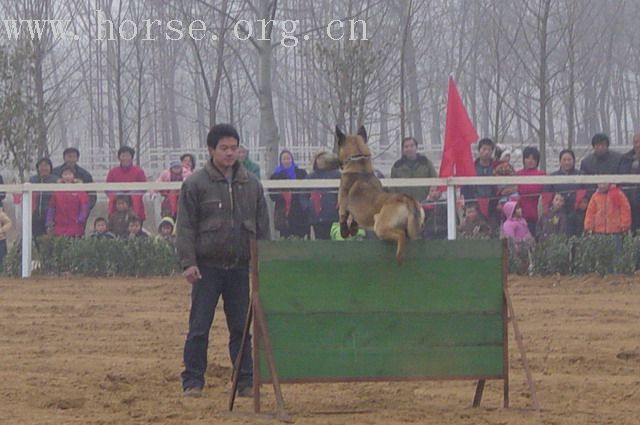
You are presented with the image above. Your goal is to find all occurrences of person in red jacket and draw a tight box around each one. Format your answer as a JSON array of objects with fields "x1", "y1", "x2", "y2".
[
  {"x1": 516, "y1": 146, "x2": 547, "y2": 235},
  {"x1": 45, "y1": 166, "x2": 90, "y2": 237},
  {"x1": 106, "y1": 146, "x2": 147, "y2": 222}
]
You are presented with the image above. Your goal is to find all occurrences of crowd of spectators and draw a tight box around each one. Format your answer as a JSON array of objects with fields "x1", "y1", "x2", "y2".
[
  {"x1": 5, "y1": 130, "x2": 640, "y2": 252},
  {"x1": 8, "y1": 145, "x2": 196, "y2": 256}
]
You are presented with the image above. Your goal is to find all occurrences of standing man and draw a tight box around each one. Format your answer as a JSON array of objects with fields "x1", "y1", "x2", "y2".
[
  {"x1": 580, "y1": 133, "x2": 623, "y2": 206},
  {"x1": 462, "y1": 138, "x2": 497, "y2": 202},
  {"x1": 106, "y1": 146, "x2": 147, "y2": 222},
  {"x1": 53, "y1": 147, "x2": 97, "y2": 211},
  {"x1": 580, "y1": 133, "x2": 622, "y2": 175},
  {"x1": 390, "y1": 136, "x2": 437, "y2": 201},
  {"x1": 176, "y1": 124, "x2": 270, "y2": 398}
]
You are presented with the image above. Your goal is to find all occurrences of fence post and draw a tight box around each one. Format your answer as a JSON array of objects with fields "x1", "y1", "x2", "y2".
[
  {"x1": 21, "y1": 183, "x2": 32, "y2": 278},
  {"x1": 446, "y1": 183, "x2": 456, "y2": 240}
]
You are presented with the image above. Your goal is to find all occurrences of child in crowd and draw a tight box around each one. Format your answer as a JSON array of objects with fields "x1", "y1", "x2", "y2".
[
  {"x1": 45, "y1": 166, "x2": 89, "y2": 237},
  {"x1": 584, "y1": 183, "x2": 631, "y2": 234},
  {"x1": 154, "y1": 159, "x2": 189, "y2": 219},
  {"x1": 422, "y1": 186, "x2": 449, "y2": 240},
  {"x1": 574, "y1": 194, "x2": 589, "y2": 236},
  {"x1": 0, "y1": 208, "x2": 13, "y2": 270},
  {"x1": 108, "y1": 195, "x2": 136, "y2": 238},
  {"x1": 493, "y1": 159, "x2": 518, "y2": 202},
  {"x1": 458, "y1": 202, "x2": 491, "y2": 238},
  {"x1": 488, "y1": 198, "x2": 508, "y2": 239},
  {"x1": 536, "y1": 193, "x2": 568, "y2": 242},
  {"x1": 89, "y1": 217, "x2": 116, "y2": 239},
  {"x1": 503, "y1": 200, "x2": 534, "y2": 242},
  {"x1": 128, "y1": 216, "x2": 150, "y2": 239},
  {"x1": 502, "y1": 200, "x2": 535, "y2": 274},
  {"x1": 156, "y1": 216, "x2": 176, "y2": 244}
]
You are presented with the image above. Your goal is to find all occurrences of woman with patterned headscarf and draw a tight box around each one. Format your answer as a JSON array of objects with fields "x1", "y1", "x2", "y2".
[{"x1": 270, "y1": 150, "x2": 309, "y2": 238}]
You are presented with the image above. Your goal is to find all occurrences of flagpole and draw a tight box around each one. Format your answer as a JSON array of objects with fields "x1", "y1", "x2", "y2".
[
  {"x1": 440, "y1": 75, "x2": 478, "y2": 241},
  {"x1": 446, "y1": 184, "x2": 456, "y2": 240}
]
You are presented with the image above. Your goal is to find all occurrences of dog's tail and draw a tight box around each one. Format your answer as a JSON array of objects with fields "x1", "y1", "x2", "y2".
[{"x1": 405, "y1": 196, "x2": 425, "y2": 240}]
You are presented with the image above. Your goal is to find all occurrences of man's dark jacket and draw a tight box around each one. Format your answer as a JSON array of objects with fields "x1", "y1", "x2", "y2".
[
  {"x1": 579, "y1": 150, "x2": 622, "y2": 175},
  {"x1": 176, "y1": 160, "x2": 270, "y2": 270}
]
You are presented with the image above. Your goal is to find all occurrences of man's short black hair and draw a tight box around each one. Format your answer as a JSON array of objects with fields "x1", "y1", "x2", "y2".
[
  {"x1": 477, "y1": 138, "x2": 495, "y2": 150},
  {"x1": 117, "y1": 146, "x2": 135, "y2": 158},
  {"x1": 94, "y1": 217, "x2": 107, "y2": 226},
  {"x1": 207, "y1": 124, "x2": 240, "y2": 149},
  {"x1": 401, "y1": 137, "x2": 418, "y2": 149},
  {"x1": 63, "y1": 147, "x2": 80, "y2": 157},
  {"x1": 522, "y1": 146, "x2": 541, "y2": 167},
  {"x1": 591, "y1": 133, "x2": 610, "y2": 147}
]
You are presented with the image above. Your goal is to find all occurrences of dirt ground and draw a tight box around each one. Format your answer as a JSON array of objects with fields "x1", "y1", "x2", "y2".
[{"x1": 1, "y1": 274, "x2": 639, "y2": 425}]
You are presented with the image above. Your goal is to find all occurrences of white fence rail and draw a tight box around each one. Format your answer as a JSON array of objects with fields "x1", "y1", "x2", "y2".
[{"x1": 5, "y1": 174, "x2": 640, "y2": 278}]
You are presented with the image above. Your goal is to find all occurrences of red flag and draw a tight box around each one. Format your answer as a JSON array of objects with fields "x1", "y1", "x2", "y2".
[{"x1": 439, "y1": 76, "x2": 479, "y2": 178}]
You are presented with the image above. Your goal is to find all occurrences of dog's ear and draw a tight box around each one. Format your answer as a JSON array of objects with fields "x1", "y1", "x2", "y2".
[
  {"x1": 335, "y1": 126, "x2": 346, "y2": 148},
  {"x1": 357, "y1": 126, "x2": 368, "y2": 143}
]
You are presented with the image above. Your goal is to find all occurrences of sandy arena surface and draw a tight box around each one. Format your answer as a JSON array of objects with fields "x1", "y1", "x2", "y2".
[{"x1": 1, "y1": 274, "x2": 639, "y2": 424}]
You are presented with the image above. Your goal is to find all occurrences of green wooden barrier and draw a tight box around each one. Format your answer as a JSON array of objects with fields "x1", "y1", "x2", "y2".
[{"x1": 254, "y1": 239, "x2": 507, "y2": 410}]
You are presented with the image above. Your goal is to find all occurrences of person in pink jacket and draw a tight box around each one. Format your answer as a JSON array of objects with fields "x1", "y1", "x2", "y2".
[
  {"x1": 153, "y1": 159, "x2": 191, "y2": 219},
  {"x1": 45, "y1": 166, "x2": 90, "y2": 237},
  {"x1": 502, "y1": 200, "x2": 534, "y2": 242},
  {"x1": 516, "y1": 146, "x2": 547, "y2": 235},
  {"x1": 502, "y1": 200, "x2": 534, "y2": 274},
  {"x1": 106, "y1": 146, "x2": 147, "y2": 222}
]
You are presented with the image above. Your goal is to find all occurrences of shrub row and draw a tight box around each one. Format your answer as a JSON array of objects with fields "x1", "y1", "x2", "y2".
[
  {"x1": 3, "y1": 234, "x2": 638, "y2": 277},
  {"x1": 3, "y1": 236, "x2": 180, "y2": 277},
  {"x1": 514, "y1": 234, "x2": 640, "y2": 276}
]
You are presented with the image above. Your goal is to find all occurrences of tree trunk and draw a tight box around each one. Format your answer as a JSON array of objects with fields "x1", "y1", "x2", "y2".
[
  {"x1": 258, "y1": 0, "x2": 280, "y2": 173},
  {"x1": 33, "y1": 52, "x2": 48, "y2": 159}
]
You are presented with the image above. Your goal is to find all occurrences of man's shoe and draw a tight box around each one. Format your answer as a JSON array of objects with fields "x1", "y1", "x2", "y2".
[
  {"x1": 237, "y1": 385, "x2": 253, "y2": 398},
  {"x1": 183, "y1": 387, "x2": 203, "y2": 398}
]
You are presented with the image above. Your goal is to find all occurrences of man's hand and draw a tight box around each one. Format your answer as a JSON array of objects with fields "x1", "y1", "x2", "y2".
[{"x1": 183, "y1": 265, "x2": 202, "y2": 284}]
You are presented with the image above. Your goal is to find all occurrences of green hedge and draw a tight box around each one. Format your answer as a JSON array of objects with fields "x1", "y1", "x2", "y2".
[
  {"x1": 3, "y1": 236, "x2": 180, "y2": 277},
  {"x1": 3, "y1": 234, "x2": 639, "y2": 277},
  {"x1": 518, "y1": 234, "x2": 639, "y2": 276}
]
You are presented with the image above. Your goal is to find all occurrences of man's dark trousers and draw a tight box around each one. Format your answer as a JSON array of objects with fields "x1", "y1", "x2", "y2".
[{"x1": 181, "y1": 265, "x2": 252, "y2": 390}]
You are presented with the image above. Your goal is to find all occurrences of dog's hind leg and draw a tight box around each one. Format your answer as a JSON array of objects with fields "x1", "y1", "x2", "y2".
[
  {"x1": 374, "y1": 222, "x2": 407, "y2": 265},
  {"x1": 406, "y1": 199, "x2": 425, "y2": 240}
]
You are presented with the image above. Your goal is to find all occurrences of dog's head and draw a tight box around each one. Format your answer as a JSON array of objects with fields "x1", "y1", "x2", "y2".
[{"x1": 335, "y1": 126, "x2": 373, "y2": 173}]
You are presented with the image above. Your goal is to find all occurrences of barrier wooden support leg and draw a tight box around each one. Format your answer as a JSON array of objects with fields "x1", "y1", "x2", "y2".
[
  {"x1": 228, "y1": 298, "x2": 254, "y2": 411},
  {"x1": 472, "y1": 379, "x2": 485, "y2": 407},
  {"x1": 254, "y1": 299, "x2": 291, "y2": 422},
  {"x1": 231, "y1": 239, "x2": 290, "y2": 422},
  {"x1": 504, "y1": 286, "x2": 540, "y2": 410},
  {"x1": 252, "y1": 295, "x2": 261, "y2": 414}
]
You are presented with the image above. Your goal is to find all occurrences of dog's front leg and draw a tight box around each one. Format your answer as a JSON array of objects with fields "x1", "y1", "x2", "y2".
[{"x1": 338, "y1": 185, "x2": 350, "y2": 239}]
